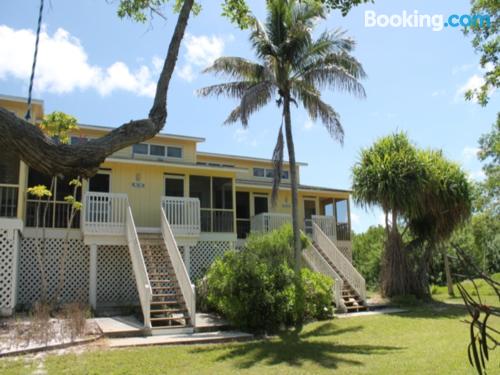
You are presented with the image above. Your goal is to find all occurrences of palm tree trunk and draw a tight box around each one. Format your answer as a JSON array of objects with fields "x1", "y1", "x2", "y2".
[{"x1": 282, "y1": 96, "x2": 301, "y2": 273}]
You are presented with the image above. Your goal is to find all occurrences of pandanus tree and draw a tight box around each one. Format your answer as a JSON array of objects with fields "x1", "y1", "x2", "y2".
[
  {"x1": 198, "y1": 0, "x2": 366, "y2": 270},
  {"x1": 352, "y1": 133, "x2": 472, "y2": 297}
]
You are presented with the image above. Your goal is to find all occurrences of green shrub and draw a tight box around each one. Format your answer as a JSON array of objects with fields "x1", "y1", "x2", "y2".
[
  {"x1": 203, "y1": 225, "x2": 331, "y2": 332},
  {"x1": 300, "y1": 268, "x2": 334, "y2": 321}
]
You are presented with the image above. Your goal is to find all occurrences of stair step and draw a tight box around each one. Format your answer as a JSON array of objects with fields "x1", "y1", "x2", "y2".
[
  {"x1": 152, "y1": 286, "x2": 180, "y2": 290},
  {"x1": 150, "y1": 316, "x2": 191, "y2": 322},
  {"x1": 150, "y1": 300, "x2": 180, "y2": 306},
  {"x1": 153, "y1": 293, "x2": 181, "y2": 298},
  {"x1": 150, "y1": 308, "x2": 187, "y2": 314}
]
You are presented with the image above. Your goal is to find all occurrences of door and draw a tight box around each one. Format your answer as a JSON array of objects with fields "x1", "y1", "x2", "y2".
[
  {"x1": 87, "y1": 172, "x2": 111, "y2": 223},
  {"x1": 304, "y1": 199, "x2": 316, "y2": 234},
  {"x1": 236, "y1": 192, "x2": 250, "y2": 239}
]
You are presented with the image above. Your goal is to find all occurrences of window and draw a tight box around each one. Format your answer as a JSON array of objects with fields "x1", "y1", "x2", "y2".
[
  {"x1": 253, "y1": 168, "x2": 265, "y2": 177},
  {"x1": 253, "y1": 168, "x2": 289, "y2": 180},
  {"x1": 167, "y1": 146, "x2": 182, "y2": 158},
  {"x1": 0, "y1": 149, "x2": 19, "y2": 184},
  {"x1": 150, "y1": 144, "x2": 165, "y2": 157},
  {"x1": 165, "y1": 176, "x2": 184, "y2": 197},
  {"x1": 133, "y1": 143, "x2": 148, "y2": 155},
  {"x1": 212, "y1": 177, "x2": 233, "y2": 210}
]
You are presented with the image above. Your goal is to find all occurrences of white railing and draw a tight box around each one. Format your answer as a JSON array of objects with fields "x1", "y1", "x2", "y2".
[
  {"x1": 160, "y1": 196, "x2": 200, "y2": 237},
  {"x1": 313, "y1": 223, "x2": 366, "y2": 302},
  {"x1": 251, "y1": 213, "x2": 292, "y2": 233},
  {"x1": 125, "y1": 205, "x2": 152, "y2": 328},
  {"x1": 303, "y1": 245, "x2": 346, "y2": 312},
  {"x1": 83, "y1": 192, "x2": 128, "y2": 235},
  {"x1": 312, "y1": 215, "x2": 336, "y2": 241},
  {"x1": 160, "y1": 207, "x2": 196, "y2": 327}
]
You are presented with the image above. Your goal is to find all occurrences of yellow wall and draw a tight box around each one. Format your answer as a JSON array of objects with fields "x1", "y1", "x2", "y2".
[
  {"x1": 100, "y1": 160, "x2": 237, "y2": 228},
  {"x1": 0, "y1": 98, "x2": 44, "y2": 123}
]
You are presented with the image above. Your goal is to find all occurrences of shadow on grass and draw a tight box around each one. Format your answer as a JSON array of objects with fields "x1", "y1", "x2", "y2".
[
  {"x1": 389, "y1": 299, "x2": 470, "y2": 320},
  {"x1": 190, "y1": 322, "x2": 401, "y2": 370}
]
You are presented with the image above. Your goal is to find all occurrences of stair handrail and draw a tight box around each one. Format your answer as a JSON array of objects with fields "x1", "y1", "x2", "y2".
[
  {"x1": 160, "y1": 206, "x2": 196, "y2": 327},
  {"x1": 302, "y1": 244, "x2": 346, "y2": 312},
  {"x1": 312, "y1": 222, "x2": 366, "y2": 302},
  {"x1": 125, "y1": 204, "x2": 152, "y2": 328}
]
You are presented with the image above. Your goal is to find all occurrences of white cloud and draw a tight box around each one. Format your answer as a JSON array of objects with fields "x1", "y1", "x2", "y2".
[
  {"x1": 456, "y1": 74, "x2": 485, "y2": 100},
  {"x1": 468, "y1": 169, "x2": 486, "y2": 181},
  {"x1": 462, "y1": 146, "x2": 480, "y2": 162},
  {"x1": 303, "y1": 119, "x2": 314, "y2": 130},
  {"x1": 233, "y1": 128, "x2": 258, "y2": 147},
  {"x1": 452, "y1": 63, "x2": 474, "y2": 75},
  {"x1": 0, "y1": 25, "x2": 158, "y2": 97},
  {"x1": 176, "y1": 33, "x2": 230, "y2": 82},
  {"x1": 350, "y1": 212, "x2": 360, "y2": 225},
  {"x1": 431, "y1": 89, "x2": 446, "y2": 97}
]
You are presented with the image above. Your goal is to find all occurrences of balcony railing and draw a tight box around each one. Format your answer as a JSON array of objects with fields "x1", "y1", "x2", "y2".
[
  {"x1": 25, "y1": 200, "x2": 80, "y2": 229},
  {"x1": 0, "y1": 184, "x2": 18, "y2": 218},
  {"x1": 336, "y1": 222, "x2": 351, "y2": 241},
  {"x1": 161, "y1": 196, "x2": 201, "y2": 237},
  {"x1": 82, "y1": 192, "x2": 128, "y2": 235},
  {"x1": 201, "y1": 209, "x2": 234, "y2": 233},
  {"x1": 311, "y1": 215, "x2": 336, "y2": 240},
  {"x1": 251, "y1": 213, "x2": 292, "y2": 233}
]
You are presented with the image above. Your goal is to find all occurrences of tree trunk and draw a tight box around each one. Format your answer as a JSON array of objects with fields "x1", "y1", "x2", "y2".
[
  {"x1": 282, "y1": 96, "x2": 301, "y2": 273},
  {"x1": 442, "y1": 246, "x2": 455, "y2": 297},
  {"x1": 380, "y1": 210, "x2": 412, "y2": 297},
  {"x1": 0, "y1": 0, "x2": 195, "y2": 178}
]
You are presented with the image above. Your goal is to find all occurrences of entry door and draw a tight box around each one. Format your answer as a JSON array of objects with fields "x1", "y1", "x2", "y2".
[
  {"x1": 87, "y1": 172, "x2": 111, "y2": 222},
  {"x1": 236, "y1": 192, "x2": 250, "y2": 239},
  {"x1": 164, "y1": 175, "x2": 184, "y2": 197},
  {"x1": 304, "y1": 199, "x2": 316, "y2": 234}
]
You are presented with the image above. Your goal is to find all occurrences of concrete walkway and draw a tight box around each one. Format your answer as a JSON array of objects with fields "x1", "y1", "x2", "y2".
[
  {"x1": 334, "y1": 307, "x2": 407, "y2": 319},
  {"x1": 107, "y1": 330, "x2": 253, "y2": 348}
]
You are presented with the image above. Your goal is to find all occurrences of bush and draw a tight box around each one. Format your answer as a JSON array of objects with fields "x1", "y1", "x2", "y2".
[
  {"x1": 202, "y1": 225, "x2": 333, "y2": 332},
  {"x1": 300, "y1": 268, "x2": 333, "y2": 321}
]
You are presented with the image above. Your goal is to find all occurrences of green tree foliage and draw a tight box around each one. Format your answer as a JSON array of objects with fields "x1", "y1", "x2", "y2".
[
  {"x1": 352, "y1": 225, "x2": 384, "y2": 289},
  {"x1": 201, "y1": 226, "x2": 332, "y2": 332},
  {"x1": 464, "y1": 0, "x2": 499, "y2": 106},
  {"x1": 39, "y1": 112, "x2": 78, "y2": 145},
  {"x1": 352, "y1": 133, "x2": 472, "y2": 298}
]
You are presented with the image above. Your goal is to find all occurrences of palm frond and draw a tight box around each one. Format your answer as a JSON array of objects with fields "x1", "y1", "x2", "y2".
[
  {"x1": 271, "y1": 125, "x2": 284, "y2": 206},
  {"x1": 301, "y1": 63, "x2": 366, "y2": 97},
  {"x1": 197, "y1": 81, "x2": 254, "y2": 99},
  {"x1": 240, "y1": 81, "x2": 275, "y2": 126},
  {"x1": 203, "y1": 57, "x2": 267, "y2": 81},
  {"x1": 293, "y1": 82, "x2": 344, "y2": 143}
]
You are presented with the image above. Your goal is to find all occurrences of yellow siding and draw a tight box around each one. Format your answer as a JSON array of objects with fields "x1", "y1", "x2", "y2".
[
  {"x1": 0, "y1": 98, "x2": 44, "y2": 123},
  {"x1": 101, "y1": 160, "x2": 236, "y2": 228}
]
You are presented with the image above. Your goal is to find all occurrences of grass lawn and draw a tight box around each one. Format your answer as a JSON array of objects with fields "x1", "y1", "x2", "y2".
[{"x1": 2, "y1": 277, "x2": 498, "y2": 375}]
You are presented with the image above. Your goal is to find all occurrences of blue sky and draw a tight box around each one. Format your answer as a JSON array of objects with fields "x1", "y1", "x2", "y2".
[{"x1": 0, "y1": 0, "x2": 498, "y2": 232}]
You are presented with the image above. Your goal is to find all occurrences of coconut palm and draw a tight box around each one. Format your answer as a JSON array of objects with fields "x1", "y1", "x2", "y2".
[{"x1": 198, "y1": 0, "x2": 366, "y2": 271}]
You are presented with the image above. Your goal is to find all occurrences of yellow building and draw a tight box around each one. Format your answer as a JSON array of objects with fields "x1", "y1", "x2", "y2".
[{"x1": 0, "y1": 94, "x2": 365, "y2": 332}]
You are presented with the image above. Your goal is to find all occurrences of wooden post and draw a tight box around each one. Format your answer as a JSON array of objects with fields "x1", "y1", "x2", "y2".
[
  {"x1": 184, "y1": 245, "x2": 191, "y2": 277},
  {"x1": 89, "y1": 244, "x2": 98, "y2": 310}
]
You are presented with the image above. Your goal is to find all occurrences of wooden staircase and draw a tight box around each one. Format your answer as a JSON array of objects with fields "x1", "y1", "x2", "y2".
[
  {"x1": 313, "y1": 243, "x2": 367, "y2": 313},
  {"x1": 138, "y1": 233, "x2": 192, "y2": 329}
]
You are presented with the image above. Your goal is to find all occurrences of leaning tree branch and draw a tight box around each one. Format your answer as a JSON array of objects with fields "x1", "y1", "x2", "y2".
[{"x1": 0, "y1": 0, "x2": 195, "y2": 178}]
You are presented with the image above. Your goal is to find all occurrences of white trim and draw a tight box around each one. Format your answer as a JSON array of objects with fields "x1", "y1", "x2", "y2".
[
  {"x1": 106, "y1": 157, "x2": 246, "y2": 173},
  {"x1": 198, "y1": 151, "x2": 308, "y2": 166},
  {"x1": 23, "y1": 228, "x2": 83, "y2": 239},
  {"x1": 89, "y1": 244, "x2": 97, "y2": 310},
  {"x1": 0, "y1": 94, "x2": 44, "y2": 106},
  {"x1": 78, "y1": 124, "x2": 205, "y2": 143}
]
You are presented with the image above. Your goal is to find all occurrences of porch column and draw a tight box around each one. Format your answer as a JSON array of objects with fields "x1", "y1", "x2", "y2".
[
  {"x1": 16, "y1": 161, "x2": 28, "y2": 219},
  {"x1": 183, "y1": 245, "x2": 191, "y2": 277},
  {"x1": 89, "y1": 244, "x2": 98, "y2": 309}
]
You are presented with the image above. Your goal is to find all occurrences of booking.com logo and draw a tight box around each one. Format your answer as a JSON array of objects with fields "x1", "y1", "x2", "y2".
[{"x1": 365, "y1": 10, "x2": 492, "y2": 32}]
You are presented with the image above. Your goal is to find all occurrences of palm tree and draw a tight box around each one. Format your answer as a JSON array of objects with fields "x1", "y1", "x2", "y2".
[{"x1": 198, "y1": 0, "x2": 366, "y2": 271}]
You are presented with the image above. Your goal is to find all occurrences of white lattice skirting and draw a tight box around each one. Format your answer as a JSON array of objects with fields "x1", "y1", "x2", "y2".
[
  {"x1": 189, "y1": 241, "x2": 234, "y2": 280},
  {"x1": 97, "y1": 245, "x2": 138, "y2": 306},
  {"x1": 17, "y1": 237, "x2": 90, "y2": 307},
  {"x1": 0, "y1": 229, "x2": 18, "y2": 315},
  {"x1": 9, "y1": 233, "x2": 233, "y2": 312}
]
